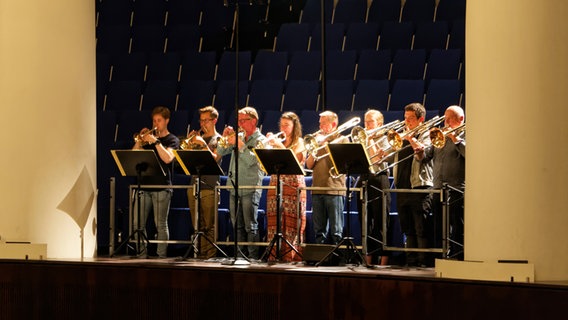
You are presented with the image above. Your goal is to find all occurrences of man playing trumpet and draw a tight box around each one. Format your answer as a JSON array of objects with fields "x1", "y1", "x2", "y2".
[
  {"x1": 216, "y1": 107, "x2": 266, "y2": 261},
  {"x1": 132, "y1": 106, "x2": 180, "y2": 258},
  {"x1": 184, "y1": 106, "x2": 223, "y2": 259}
]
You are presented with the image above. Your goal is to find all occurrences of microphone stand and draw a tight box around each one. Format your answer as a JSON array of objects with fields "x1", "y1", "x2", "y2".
[{"x1": 223, "y1": 0, "x2": 250, "y2": 265}]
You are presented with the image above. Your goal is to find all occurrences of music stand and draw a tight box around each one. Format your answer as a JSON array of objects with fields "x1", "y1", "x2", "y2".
[
  {"x1": 110, "y1": 150, "x2": 165, "y2": 257},
  {"x1": 173, "y1": 150, "x2": 228, "y2": 260},
  {"x1": 315, "y1": 143, "x2": 371, "y2": 267},
  {"x1": 254, "y1": 148, "x2": 305, "y2": 263}
]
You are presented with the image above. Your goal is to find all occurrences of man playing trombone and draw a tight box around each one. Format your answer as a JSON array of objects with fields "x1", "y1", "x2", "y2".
[
  {"x1": 392, "y1": 103, "x2": 434, "y2": 267},
  {"x1": 355, "y1": 109, "x2": 392, "y2": 265},
  {"x1": 414, "y1": 105, "x2": 466, "y2": 260},
  {"x1": 305, "y1": 111, "x2": 350, "y2": 245}
]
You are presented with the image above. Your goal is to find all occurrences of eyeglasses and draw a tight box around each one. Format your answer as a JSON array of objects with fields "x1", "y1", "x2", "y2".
[
  {"x1": 199, "y1": 118, "x2": 214, "y2": 123},
  {"x1": 238, "y1": 118, "x2": 253, "y2": 123}
]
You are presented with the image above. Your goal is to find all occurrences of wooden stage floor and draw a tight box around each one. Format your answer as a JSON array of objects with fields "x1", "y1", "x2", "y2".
[{"x1": 1, "y1": 256, "x2": 567, "y2": 319}]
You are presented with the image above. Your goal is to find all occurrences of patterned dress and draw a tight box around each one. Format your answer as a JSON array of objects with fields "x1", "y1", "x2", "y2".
[{"x1": 266, "y1": 174, "x2": 306, "y2": 262}]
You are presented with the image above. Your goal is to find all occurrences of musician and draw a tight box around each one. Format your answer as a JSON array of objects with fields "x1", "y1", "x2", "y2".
[
  {"x1": 305, "y1": 111, "x2": 348, "y2": 245},
  {"x1": 184, "y1": 106, "x2": 222, "y2": 259},
  {"x1": 216, "y1": 107, "x2": 266, "y2": 261},
  {"x1": 356, "y1": 109, "x2": 392, "y2": 266},
  {"x1": 392, "y1": 103, "x2": 433, "y2": 267},
  {"x1": 415, "y1": 105, "x2": 465, "y2": 260},
  {"x1": 132, "y1": 106, "x2": 180, "y2": 258},
  {"x1": 264, "y1": 111, "x2": 307, "y2": 262}
]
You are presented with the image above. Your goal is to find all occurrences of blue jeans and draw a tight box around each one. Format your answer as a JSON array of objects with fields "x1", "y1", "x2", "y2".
[
  {"x1": 229, "y1": 190, "x2": 261, "y2": 259},
  {"x1": 133, "y1": 189, "x2": 172, "y2": 258},
  {"x1": 312, "y1": 194, "x2": 344, "y2": 244}
]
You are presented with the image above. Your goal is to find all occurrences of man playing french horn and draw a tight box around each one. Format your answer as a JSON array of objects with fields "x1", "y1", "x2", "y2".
[
  {"x1": 216, "y1": 107, "x2": 266, "y2": 261},
  {"x1": 306, "y1": 111, "x2": 349, "y2": 246},
  {"x1": 183, "y1": 106, "x2": 223, "y2": 259}
]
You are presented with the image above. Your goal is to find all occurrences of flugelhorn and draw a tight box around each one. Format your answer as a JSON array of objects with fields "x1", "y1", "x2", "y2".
[
  {"x1": 304, "y1": 116, "x2": 361, "y2": 159},
  {"x1": 180, "y1": 129, "x2": 205, "y2": 150},
  {"x1": 429, "y1": 123, "x2": 466, "y2": 148},
  {"x1": 218, "y1": 128, "x2": 245, "y2": 149},
  {"x1": 255, "y1": 131, "x2": 286, "y2": 149},
  {"x1": 133, "y1": 127, "x2": 158, "y2": 146}
]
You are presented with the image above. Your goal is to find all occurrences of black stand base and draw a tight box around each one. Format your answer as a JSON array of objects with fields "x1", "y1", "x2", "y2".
[
  {"x1": 315, "y1": 237, "x2": 369, "y2": 267},
  {"x1": 261, "y1": 232, "x2": 302, "y2": 263},
  {"x1": 181, "y1": 231, "x2": 229, "y2": 260},
  {"x1": 111, "y1": 229, "x2": 149, "y2": 258}
]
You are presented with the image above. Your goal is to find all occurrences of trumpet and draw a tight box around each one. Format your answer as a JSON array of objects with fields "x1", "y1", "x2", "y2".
[
  {"x1": 255, "y1": 131, "x2": 286, "y2": 149},
  {"x1": 304, "y1": 116, "x2": 361, "y2": 159},
  {"x1": 133, "y1": 127, "x2": 158, "y2": 146},
  {"x1": 180, "y1": 129, "x2": 205, "y2": 150},
  {"x1": 386, "y1": 115, "x2": 446, "y2": 150},
  {"x1": 429, "y1": 123, "x2": 466, "y2": 148},
  {"x1": 218, "y1": 128, "x2": 245, "y2": 149}
]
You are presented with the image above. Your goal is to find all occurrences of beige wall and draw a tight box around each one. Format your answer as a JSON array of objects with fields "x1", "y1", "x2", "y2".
[
  {"x1": 0, "y1": 0, "x2": 96, "y2": 258},
  {"x1": 466, "y1": 1, "x2": 568, "y2": 281}
]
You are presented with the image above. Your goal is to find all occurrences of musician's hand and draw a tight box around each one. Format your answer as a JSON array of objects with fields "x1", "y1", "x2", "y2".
[{"x1": 223, "y1": 126, "x2": 234, "y2": 136}]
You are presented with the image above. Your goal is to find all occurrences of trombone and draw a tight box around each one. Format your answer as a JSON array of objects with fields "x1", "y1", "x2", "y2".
[
  {"x1": 351, "y1": 119, "x2": 405, "y2": 149},
  {"x1": 429, "y1": 123, "x2": 466, "y2": 148},
  {"x1": 255, "y1": 131, "x2": 286, "y2": 149},
  {"x1": 386, "y1": 115, "x2": 446, "y2": 151},
  {"x1": 304, "y1": 117, "x2": 361, "y2": 160},
  {"x1": 368, "y1": 115, "x2": 446, "y2": 169}
]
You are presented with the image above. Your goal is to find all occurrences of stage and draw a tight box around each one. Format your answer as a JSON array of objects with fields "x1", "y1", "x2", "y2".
[{"x1": 1, "y1": 256, "x2": 567, "y2": 319}]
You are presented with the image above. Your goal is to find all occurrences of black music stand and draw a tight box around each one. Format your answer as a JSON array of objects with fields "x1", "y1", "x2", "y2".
[
  {"x1": 254, "y1": 148, "x2": 306, "y2": 263},
  {"x1": 316, "y1": 143, "x2": 371, "y2": 267},
  {"x1": 110, "y1": 150, "x2": 165, "y2": 257},
  {"x1": 173, "y1": 150, "x2": 228, "y2": 260}
]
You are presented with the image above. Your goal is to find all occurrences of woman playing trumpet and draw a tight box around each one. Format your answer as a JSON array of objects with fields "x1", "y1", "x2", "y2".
[{"x1": 264, "y1": 112, "x2": 307, "y2": 262}]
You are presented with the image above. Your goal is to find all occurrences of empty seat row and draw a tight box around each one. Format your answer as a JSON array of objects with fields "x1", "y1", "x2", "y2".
[
  {"x1": 96, "y1": 19, "x2": 465, "y2": 56},
  {"x1": 99, "y1": 78, "x2": 462, "y2": 115},
  {"x1": 96, "y1": 0, "x2": 234, "y2": 28},
  {"x1": 96, "y1": 0, "x2": 465, "y2": 28},
  {"x1": 299, "y1": 0, "x2": 465, "y2": 24},
  {"x1": 275, "y1": 20, "x2": 464, "y2": 53},
  {"x1": 97, "y1": 49, "x2": 463, "y2": 88}
]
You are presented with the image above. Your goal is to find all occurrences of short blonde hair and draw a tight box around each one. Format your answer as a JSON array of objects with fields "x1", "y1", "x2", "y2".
[{"x1": 239, "y1": 106, "x2": 259, "y2": 120}]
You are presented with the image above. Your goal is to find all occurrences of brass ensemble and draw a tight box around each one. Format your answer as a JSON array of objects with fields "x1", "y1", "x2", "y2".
[
  {"x1": 255, "y1": 131, "x2": 287, "y2": 149},
  {"x1": 429, "y1": 123, "x2": 466, "y2": 148},
  {"x1": 303, "y1": 116, "x2": 361, "y2": 159},
  {"x1": 133, "y1": 127, "x2": 158, "y2": 146}
]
